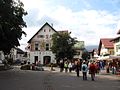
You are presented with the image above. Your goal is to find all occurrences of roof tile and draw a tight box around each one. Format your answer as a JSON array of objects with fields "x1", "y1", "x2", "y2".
[{"x1": 101, "y1": 38, "x2": 114, "y2": 48}]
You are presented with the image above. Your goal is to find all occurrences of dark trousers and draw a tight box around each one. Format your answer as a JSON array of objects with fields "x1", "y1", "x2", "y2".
[
  {"x1": 76, "y1": 70, "x2": 79, "y2": 77},
  {"x1": 65, "y1": 67, "x2": 68, "y2": 72},
  {"x1": 69, "y1": 68, "x2": 72, "y2": 72},
  {"x1": 60, "y1": 68, "x2": 64, "y2": 72},
  {"x1": 82, "y1": 72, "x2": 87, "y2": 80},
  {"x1": 91, "y1": 72, "x2": 95, "y2": 81}
]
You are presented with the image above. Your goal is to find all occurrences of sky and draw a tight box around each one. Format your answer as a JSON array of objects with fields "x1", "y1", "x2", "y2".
[{"x1": 19, "y1": 0, "x2": 120, "y2": 50}]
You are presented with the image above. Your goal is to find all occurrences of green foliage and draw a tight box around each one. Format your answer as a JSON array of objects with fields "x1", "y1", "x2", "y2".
[
  {"x1": 51, "y1": 32, "x2": 77, "y2": 60},
  {"x1": 0, "y1": 0, "x2": 27, "y2": 54}
]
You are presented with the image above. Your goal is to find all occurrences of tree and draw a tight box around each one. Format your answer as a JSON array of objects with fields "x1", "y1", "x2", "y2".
[
  {"x1": 82, "y1": 49, "x2": 90, "y2": 60},
  {"x1": 51, "y1": 32, "x2": 77, "y2": 62},
  {"x1": 0, "y1": 0, "x2": 27, "y2": 55}
]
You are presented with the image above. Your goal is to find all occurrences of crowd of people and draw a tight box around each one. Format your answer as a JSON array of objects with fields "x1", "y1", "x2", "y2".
[{"x1": 58, "y1": 58, "x2": 112, "y2": 81}]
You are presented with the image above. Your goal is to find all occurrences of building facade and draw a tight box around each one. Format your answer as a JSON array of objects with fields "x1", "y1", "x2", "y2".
[
  {"x1": 9, "y1": 48, "x2": 25, "y2": 63},
  {"x1": 27, "y1": 22, "x2": 57, "y2": 64},
  {"x1": 111, "y1": 30, "x2": 120, "y2": 56},
  {"x1": 98, "y1": 38, "x2": 114, "y2": 56},
  {"x1": 73, "y1": 41, "x2": 85, "y2": 59}
]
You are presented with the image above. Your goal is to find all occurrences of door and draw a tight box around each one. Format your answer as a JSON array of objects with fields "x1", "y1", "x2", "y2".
[
  {"x1": 43, "y1": 56, "x2": 51, "y2": 65},
  {"x1": 34, "y1": 56, "x2": 38, "y2": 64}
]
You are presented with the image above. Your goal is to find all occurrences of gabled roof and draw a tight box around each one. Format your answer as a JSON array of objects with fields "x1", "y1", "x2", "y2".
[
  {"x1": 100, "y1": 38, "x2": 114, "y2": 48},
  {"x1": 98, "y1": 38, "x2": 114, "y2": 55},
  {"x1": 27, "y1": 22, "x2": 58, "y2": 43}
]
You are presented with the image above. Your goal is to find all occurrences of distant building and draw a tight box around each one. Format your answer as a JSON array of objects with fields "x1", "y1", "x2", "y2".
[
  {"x1": 10, "y1": 48, "x2": 25, "y2": 63},
  {"x1": 111, "y1": 29, "x2": 120, "y2": 56},
  {"x1": 98, "y1": 38, "x2": 114, "y2": 56},
  {"x1": 0, "y1": 48, "x2": 25, "y2": 64},
  {"x1": 73, "y1": 41, "x2": 85, "y2": 59}
]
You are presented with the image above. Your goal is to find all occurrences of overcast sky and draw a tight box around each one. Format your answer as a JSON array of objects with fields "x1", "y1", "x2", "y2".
[{"x1": 19, "y1": 0, "x2": 120, "y2": 50}]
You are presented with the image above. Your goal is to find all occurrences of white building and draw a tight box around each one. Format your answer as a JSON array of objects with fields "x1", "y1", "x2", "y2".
[
  {"x1": 27, "y1": 22, "x2": 57, "y2": 64},
  {"x1": 111, "y1": 30, "x2": 120, "y2": 56},
  {"x1": 10, "y1": 48, "x2": 25, "y2": 63}
]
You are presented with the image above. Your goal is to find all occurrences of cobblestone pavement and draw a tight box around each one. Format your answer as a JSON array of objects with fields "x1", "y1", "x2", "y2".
[{"x1": 0, "y1": 66, "x2": 119, "y2": 90}]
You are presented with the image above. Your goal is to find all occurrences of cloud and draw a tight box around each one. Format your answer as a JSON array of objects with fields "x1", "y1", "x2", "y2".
[{"x1": 19, "y1": 0, "x2": 120, "y2": 50}]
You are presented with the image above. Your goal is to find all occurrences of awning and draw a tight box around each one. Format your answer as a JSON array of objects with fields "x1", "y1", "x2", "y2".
[{"x1": 97, "y1": 55, "x2": 120, "y2": 60}]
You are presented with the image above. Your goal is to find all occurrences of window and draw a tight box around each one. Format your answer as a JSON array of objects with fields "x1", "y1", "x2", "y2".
[
  {"x1": 37, "y1": 35, "x2": 44, "y2": 38},
  {"x1": 50, "y1": 35, "x2": 52, "y2": 38},
  {"x1": 49, "y1": 29, "x2": 51, "y2": 32},
  {"x1": 44, "y1": 29, "x2": 46, "y2": 32},
  {"x1": 46, "y1": 35, "x2": 48, "y2": 39},
  {"x1": 46, "y1": 43, "x2": 49, "y2": 51},
  {"x1": 116, "y1": 45, "x2": 120, "y2": 52},
  {"x1": 110, "y1": 51, "x2": 114, "y2": 55},
  {"x1": 35, "y1": 43, "x2": 39, "y2": 50}
]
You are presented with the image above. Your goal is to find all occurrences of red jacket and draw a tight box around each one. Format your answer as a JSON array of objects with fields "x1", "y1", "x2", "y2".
[{"x1": 89, "y1": 63, "x2": 96, "y2": 72}]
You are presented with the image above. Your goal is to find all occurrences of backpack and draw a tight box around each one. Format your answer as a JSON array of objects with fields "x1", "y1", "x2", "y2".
[{"x1": 82, "y1": 65, "x2": 86, "y2": 71}]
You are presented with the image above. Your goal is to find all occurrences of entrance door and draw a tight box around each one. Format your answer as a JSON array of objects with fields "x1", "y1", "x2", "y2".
[
  {"x1": 43, "y1": 56, "x2": 51, "y2": 65},
  {"x1": 34, "y1": 56, "x2": 38, "y2": 64}
]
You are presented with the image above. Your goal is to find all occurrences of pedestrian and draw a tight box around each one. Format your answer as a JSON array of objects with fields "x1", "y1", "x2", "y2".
[
  {"x1": 32, "y1": 63, "x2": 35, "y2": 70},
  {"x1": 95, "y1": 62, "x2": 100, "y2": 74},
  {"x1": 81, "y1": 61, "x2": 88, "y2": 80},
  {"x1": 76, "y1": 60, "x2": 80, "y2": 77},
  {"x1": 68, "y1": 62, "x2": 72, "y2": 72},
  {"x1": 89, "y1": 62, "x2": 96, "y2": 81},
  {"x1": 106, "y1": 62, "x2": 110, "y2": 73},
  {"x1": 64, "y1": 61, "x2": 68, "y2": 73},
  {"x1": 112, "y1": 66, "x2": 116, "y2": 74},
  {"x1": 59, "y1": 59, "x2": 64, "y2": 72}
]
